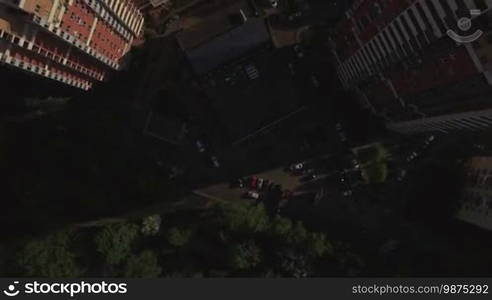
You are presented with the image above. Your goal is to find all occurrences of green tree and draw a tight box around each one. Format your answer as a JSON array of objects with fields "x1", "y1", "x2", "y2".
[
  {"x1": 211, "y1": 202, "x2": 269, "y2": 233},
  {"x1": 16, "y1": 231, "x2": 81, "y2": 277},
  {"x1": 95, "y1": 223, "x2": 138, "y2": 265},
  {"x1": 269, "y1": 215, "x2": 293, "y2": 237},
  {"x1": 229, "y1": 240, "x2": 262, "y2": 270},
  {"x1": 276, "y1": 248, "x2": 310, "y2": 278},
  {"x1": 288, "y1": 221, "x2": 308, "y2": 244},
  {"x1": 166, "y1": 227, "x2": 192, "y2": 247},
  {"x1": 305, "y1": 232, "x2": 333, "y2": 257},
  {"x1": 124, "y1": 250, "x2": 162, "y2": 278},
  {"x1": 141, "y1": 215, "x2": 161, "y2": 236}
]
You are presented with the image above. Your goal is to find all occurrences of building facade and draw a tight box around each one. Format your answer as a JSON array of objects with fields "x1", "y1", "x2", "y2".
[
  {"x1": 0, "y1": 0, "x2": 145, "y2": 90},
  {"x1": 331, "y1": 0, "x2": 492, "y2": 134},
  {"x1": 459, "y1": 156, "x2": 492, "y2": 231}
]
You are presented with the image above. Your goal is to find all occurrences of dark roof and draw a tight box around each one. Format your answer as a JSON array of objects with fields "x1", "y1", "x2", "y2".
[{"x1": 186, "y1": 18, "x2": 270, "y2": 75}]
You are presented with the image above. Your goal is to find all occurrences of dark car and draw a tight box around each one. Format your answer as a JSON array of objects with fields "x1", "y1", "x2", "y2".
[
  {"x1": 230, "y1": 178, "x2": 244, "y2": 188},
  {"x1": 300, "y1": 173, "x2": 318, "y2": 183}
]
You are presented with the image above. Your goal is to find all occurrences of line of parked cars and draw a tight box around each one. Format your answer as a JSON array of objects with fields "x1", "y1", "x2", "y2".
[
  {"x1": 404, "y1": 135, "x2": 435, "y2": 163},
  {"x1": 230, "y1": 176, "x2": 284, "y2": 201}
]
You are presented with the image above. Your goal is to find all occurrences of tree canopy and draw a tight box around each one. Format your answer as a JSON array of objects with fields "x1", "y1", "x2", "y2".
[
  {"x1": 16, "y1": 231, "x2": 81, "y2": 277},
  {"x1": 95, "y1": 223, "x2": 138, "y2": 265},
  {"x1": 124, "y1": 250, "x2": 162, "y2": 278}
]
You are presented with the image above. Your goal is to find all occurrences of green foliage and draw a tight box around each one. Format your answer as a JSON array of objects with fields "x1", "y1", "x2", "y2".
[
  {"x1": 141, "y1": 215, "x2": 161, "y2": 236},
  {"x1": 16, "y1": 231, "x2": 81, "y2": 277},
  {"x1": 229, "y1": 240, "x2": 262, "y2": 270},
  {"x1": 166, "y1": 227, "x2": 192, "y2": 247},
  {"x1": 287, "y1": 221, "x2": 308, "y2": 244},
  {"x1": 269, "y1": 215, "x2": 293, "y2": 237},
  {"x1": 124, "y1": 250, "x2": 162, "y2": 278},
  {"x1": 276, "y1": 248, "x2": 310, "y2": 278},
  {"x1": 305, "y1": 232, "x2": 333, "y2": 257},
  {"x1": 6, "y1": 199, "x2": 352, "y2": 277},
  {"x1": 363, "y1": 162, "x2": 388, "y2": 184},
  {"x1": 354, "y1": 143, "x2": 390, "y2": 184},
  {"x1": 211, "y1": 202, "x2": 269, "y2": 233},
  {"x1": 95, "y1": 223, "x2": 138, "y2": 265}
]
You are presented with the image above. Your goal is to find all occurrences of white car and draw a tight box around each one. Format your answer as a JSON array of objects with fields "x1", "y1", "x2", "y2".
[
  {"x1": 290, "y1": 163, "x2": 304, "y2": 171},
  {"x1": 257, "y1": 178, "x2": 264, "y2": 190},
  {"x1": 247, "y1": 190, "x2": 260, "y2": 200},
  {"x1": 196, "y1": 140, "x2": 206, "y2": 153},
  {"x1": 293, "y1": 44, "x2": 304, "y2": 58},
  {"x1": 211, "y1": 156, "x2": 220, "y2": 168}
]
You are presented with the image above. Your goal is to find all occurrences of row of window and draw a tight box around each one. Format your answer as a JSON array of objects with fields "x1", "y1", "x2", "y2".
[{"x1": 339, "y1": 0, "x2": 490, "y2": 85}]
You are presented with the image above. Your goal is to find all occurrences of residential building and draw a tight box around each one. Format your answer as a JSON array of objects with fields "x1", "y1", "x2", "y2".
[
  {"x1": 0, "y1": 0, "x2": 145, "y2": 90},
  {"x1": 459, "y1": 156, "x2": 492, "y2": 231},
  {"x1": 330, "y1": 0, "x2": 492, "y2": 134}
]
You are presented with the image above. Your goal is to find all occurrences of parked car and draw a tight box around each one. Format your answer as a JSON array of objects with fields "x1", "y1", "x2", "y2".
[
  {"x1": 210, "y1": 156, "x2": 220, "y2": 168},
  {"x1": 250, "y1": 176, "x2": 258, "y2": 189},
  {"x1": 424, "y1": 135, "x2": 435, "y2": 146},
  {"x1": 230, "y1": 178, "x2": 244, "y2": 188},
  {"x1": 246, "y1": 190, "x2": 260, "y2": 200},
  {"x1": 406, "y1": 151, "x2": 418, "y2": 162},
  {"x1": 244, "y1": 64, "x2": 259, "y2": 80},
  {"x1": 350, "y1": 159, "x2": 360, "y2": 169},
  {"x1": 293, "y1": 44, "x2": 304, "y2": 58},
  {"x1": 342, "y1": 190, "x2": 353, "y2": 197},
  {"x1": 257, "y1": 178, "x2": 265, "y2": 190},
  {"x1": 196, "y1": 140, "x2": 206, "y2": 153},
  {"x1": 289, "y1": 162, "x2": 304, "y2": 172},
  {"x1": 300, "y1": 173, "x2": 318, "y2": 182}
]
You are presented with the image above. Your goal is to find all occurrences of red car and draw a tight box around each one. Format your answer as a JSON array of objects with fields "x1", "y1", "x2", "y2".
[{"x1": 250, "y1": 176, "x2": 258, "y2": 189}]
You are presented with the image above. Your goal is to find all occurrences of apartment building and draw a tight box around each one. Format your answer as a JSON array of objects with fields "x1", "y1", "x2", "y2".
[
  {"x1": 0, "y1": 0, "x2": 145, "y2": 90},
  {"x1": 331, "y1": 0, "x2": 492, "y2": 134},
  {"x1": 458, "y1": 156, "x2": 492, "y2": 231}
]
